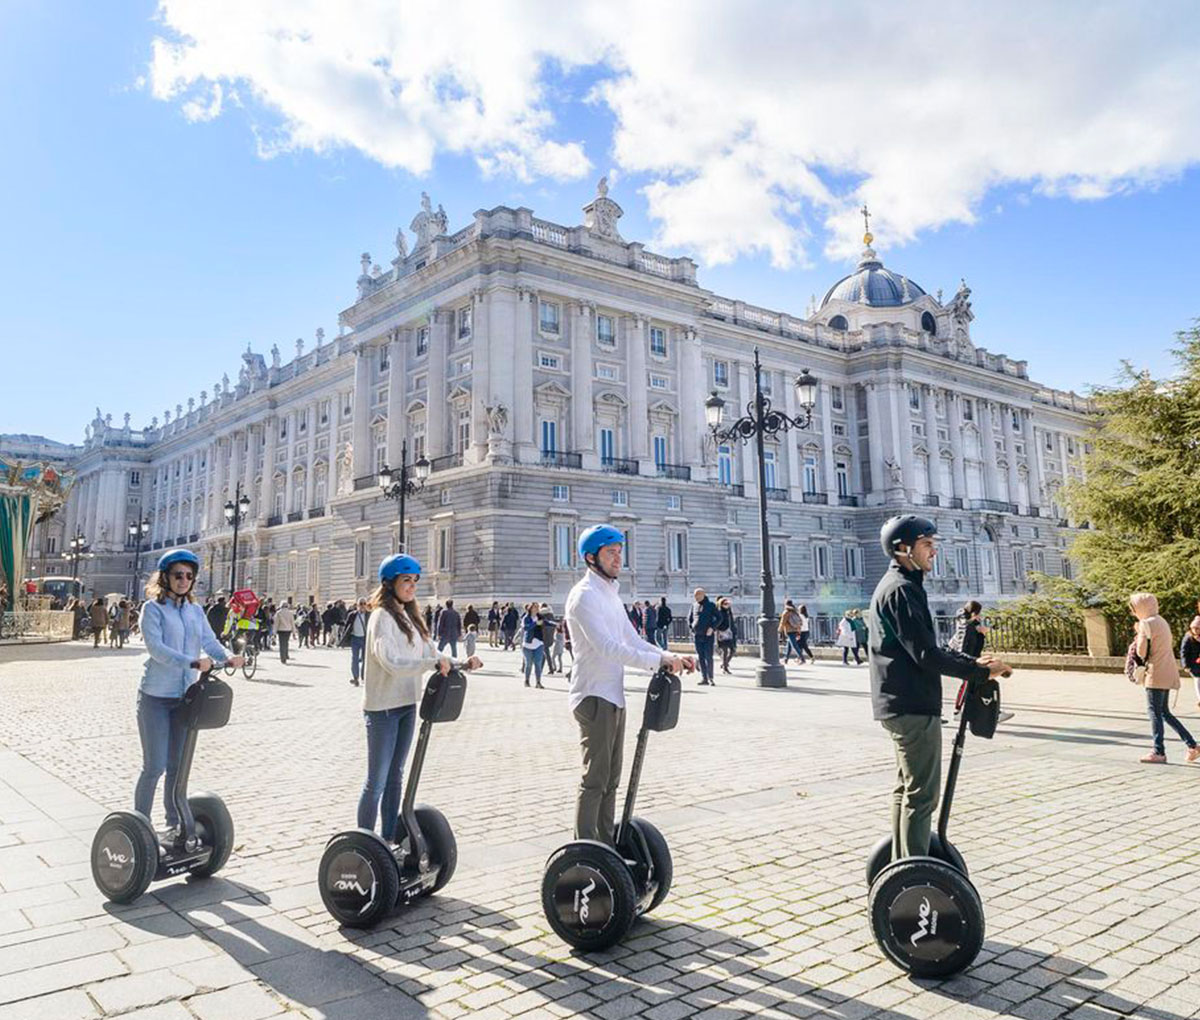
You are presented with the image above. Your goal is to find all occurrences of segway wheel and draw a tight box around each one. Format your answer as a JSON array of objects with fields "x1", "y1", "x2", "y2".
[
  {"x1": 91, "y1": 811, "x2": 158, "y2": 903},
  {"x1": 187, "y1": 792, "x2": 235, "y2": 878},
  {"x1": 242, "y1": 649, "x2": 257, "y2": 680},
  {"x1": 319, "y1": 829, "x2": 400, "y2": 928},
  {"x1": 412, "y1": 804, "x2": 457, "y2": 896},
  {"x1": 626, "y1": 818, "x2": 673, "y2": 913},
  {"x1": 868, "y1": 856, "x2": 984, "y2": 978},
  {"x1": 865, "y1": 834, "x2": 968, "y2": 887},
  {"x1": 541, "y1": 841, "x2": 637, "y2": 951}
]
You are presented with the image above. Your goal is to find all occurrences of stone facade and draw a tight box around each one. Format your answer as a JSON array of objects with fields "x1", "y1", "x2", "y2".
[{"x1": 28, "y1": 184, "x2": 1094, "y2": 616}]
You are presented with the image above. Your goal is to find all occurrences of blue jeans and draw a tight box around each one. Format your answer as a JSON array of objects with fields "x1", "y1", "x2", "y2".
[
  {"x1": 783, "y1": 633, "x2": 804, "y2": 662},
  {"x1": 349, "y1": 635, "x2": 365, "y2": 681},
  {"x1": 357, "y1": 706, "x2": 417, "y2": 841},
  {"x1": 655, "y1": 626, "x2": 669, "y2": 650},
  {"x1": 694, "y1": 634, "x2": 715, "y2": 681},
  {"x1": 438, "y1": 637, "x2": 458, "y2": 658},
  {"x1": 1146, "y1": 688, "x2": 1196, "y2": 756},
  {"x1": 523, "y1": 645, "x2": 545, "y2": 684},
  {"x1": 135, "y1": 691, "x2": 189, "y2": 827}
]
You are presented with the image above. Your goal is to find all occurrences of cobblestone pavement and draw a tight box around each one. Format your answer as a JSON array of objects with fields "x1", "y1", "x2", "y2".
[{"x1": 2, "y1": 637, "x2": 1199, "y2": 1019}]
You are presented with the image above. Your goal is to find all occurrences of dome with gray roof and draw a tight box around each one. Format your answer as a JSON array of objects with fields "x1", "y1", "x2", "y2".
[{"x1": 820, "y1": 245, "x2": 925, "y2": 309}]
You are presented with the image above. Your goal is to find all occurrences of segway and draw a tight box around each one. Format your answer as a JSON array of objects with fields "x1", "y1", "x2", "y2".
[
  {"x1": 317, "y1": 668, "x2": 466, "y2": 928},
  {"x1": 866, "y1": 673, "x2": 1004, "y2": 977},
  {"x1": 541, "y1": 665, "x2": 682, "y2": 951},
  {"x1": 91, "y1": 670, "x2": 235, "y2": 903}
]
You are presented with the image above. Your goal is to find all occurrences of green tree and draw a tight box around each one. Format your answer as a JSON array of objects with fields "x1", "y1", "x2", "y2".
[{"x1": 1064, "y1": 322, "x2": 1200, "y2": 627}]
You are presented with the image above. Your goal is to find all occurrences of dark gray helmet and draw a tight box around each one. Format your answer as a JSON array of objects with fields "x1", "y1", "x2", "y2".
[{"x1": 879, "y1": 515, "x2": 938, "y2": 559}]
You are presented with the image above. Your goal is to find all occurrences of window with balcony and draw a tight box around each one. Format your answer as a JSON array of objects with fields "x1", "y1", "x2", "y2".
[
  {"x1": 909, "y1": 387, "x2": 921, "y2": 410},
  {"x1": 713, "y1": 360, "x2": 729, "y2": 388},
  {"x1": 599, "y1": 427, "x2": 615, "y2": 465},
  {"x1": 962, "y1": 399, "x2": 974, "y2": 422},
  {"x1": 763, "y1": 450, "x2": 778, "y2": 489},
  {"x1": 649, "y1": 326, "x2": 667, "y2": 357},
  {"x1": 757, "y1": 367, "x2": 772, "y2": 394},
  {"x1": 831, "y1": 384, "x2": 844, "y2": 410},
  {"x1": 653, "y1": 435, "x2": 668, "y2": 468},
  {"x1": 803, "y1": 454, "x2": 818, "y2": 494},
  {"x1": 457, "y1": 409, "x2": 471, "y2": 453},
  {"x1": 457, "y1": 305, "x2": 472, "y2": 339},
  {"x1": 539, "y1": 301, "x2": 560, "y2": 334},
  {"x1": 596, "y1": 314, "x2": 615, "y2": 345},
  {"x1": 541, "y1": 419, "x2": 558, "y2": 455},
  {"x1": 130, "y1": 471, "x2": 141, "y2": 486},
  {"x1": 835, "y1": 461, "x2": 850, "y2": 497},
  {"x1": 416, "y1": 326, "x2": 429, "y2": 356}
]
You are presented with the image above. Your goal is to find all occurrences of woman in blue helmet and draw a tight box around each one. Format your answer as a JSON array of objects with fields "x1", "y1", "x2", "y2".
[
  {"x1": 359, "y1": 553, "x2": 482, "y2": 842},
  {"x1": 135, "y1": 549, "x2": 243, "y2": 838}
]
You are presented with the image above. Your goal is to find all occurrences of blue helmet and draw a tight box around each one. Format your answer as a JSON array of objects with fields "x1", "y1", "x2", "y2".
[
  {"x1": 157, "y1": 549, "x2": 199, "y2": 573},
  {"x1": 578, "y1": 524, "x2": 625, "y2": 561},
  {"x1": 379, "y1": 554, "x2": 422, "y2": 582}
]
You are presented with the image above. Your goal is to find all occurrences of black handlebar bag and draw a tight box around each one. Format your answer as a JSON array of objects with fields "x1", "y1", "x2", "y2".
[
  {"x1": 965, "y1": 678, "x2": 1001, "y2": 739},
  {"x1": 644, "y1": 668, "x2": 682, "y2": 732},
  {"x1": 421, "y1": 668, "x2": 467, "y2": 723},
  {"x1": 183, "y1": 677, "x2": 234, "y2": 730}
]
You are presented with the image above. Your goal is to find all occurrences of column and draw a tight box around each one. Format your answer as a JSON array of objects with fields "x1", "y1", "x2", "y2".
[
  {"x1": 260, "y1": 421, "x2": 276, "y2": 522},
  {"x1": 426, "y1": 312, "x2": 448, "y2": 461},
  {"x1": 161, "y1": 466, "x2": 174, "y2": 542},
  {"x1": 229, "y1": 430, "x2": 243, "y2": 510},
  {"x1": 864, "y1": 382, "x2": 885, "y2": 500},
  {"x1": 848, "y1": 385, "x2": 866, "y2": 496},
  {"x1": 947, "y1": 395, "x2": 967, "y2": 501},
  {"x1": 284, "y1": 412, "x2": 297, "y2": 513},
  {"x1": 923, "y1": 385, "x2": 942, "y2": 497},
  {"x1": 352, "y1": 345, "x2": 374, "y2": 478},
  {"x1": 1002, "y1": 405, "x2": 1021, "y2": 510},
  {"x1": 893, "y1": 381, "x2": 915, "y2": 496},
  {"x1": 628, "y1": 316, "x2": 649, "y2": 461},
  {"x1": 385, "y1": 331, "x2": 407, "y2": 468},
  {"x1": 243, "y1": 426, "x2": 257, "y2": 515},
  {"x1": 570, "y1": 301, "x2": 595, "y2": 467},
  {"x1": 513, "y1": 288, "x2": 535, "y2": 461},
  {"x1": 1057, "y1": 431, "x2": 1072, "y2": 524},
  {"x1": 305, "y1": 402, "x2": 319, "y2": 509},
  {"x1": 784, "y1": 377, "x2": 804, "y2": 500},
  {"x1": 468, "y1": 293, "x2": 489, "y2": 465},
  {"x1": 679, "y1": 327, "x2": 703, "y2": 473},
  {"x1": 818, "y1": 382, "x2": 837, "y2": 496},
  {"x1": 739, "y1": 363, "x2": 756, "y2": 487},
  {"x1": 979, "y1": 401, "x2": 1002, "y2": 500},
  {"x1": 1024, "y1": 412, "x2": 1043, "y2": 514}
]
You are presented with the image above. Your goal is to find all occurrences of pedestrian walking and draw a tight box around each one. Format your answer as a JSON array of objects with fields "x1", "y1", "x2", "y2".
[
  {"x1": 342, "y1": 598, "x2": 370, "y2": 686},
  {"x1": 796, "y1": 603, "x2": 814, "y2": 662},
  {"x1": 436, "y1": 598, "x2": 462, "y2": 658},
  {"x1": 89, "y1": 597, "x2": 107, "y2": 648},
  {"x1": 627, "y1": 602, "x2": 643, "y2": 635},
  {"x1": 1128, "y1": 592, "x2": 1200, "y2": 765},
  {"x1": 463, "y1": 603, "x2": 480, "y2": 636},
  {"x1": 357, "y1": 554, "x2": 482, "y2": 841},
  {"x1": 947, "y1": 601, "x2": 1012, "y2": 725},
  {"x1": 464, "y1": 624, "x2": 478, "y2": 659},
  {"x1": 116, "y1": 599, "x2": 132, "y2": 648},
  {"x1": 837, "y1": 611, "x2": 861, "y2": 664},
  {"x1": 502, "y1": 603, "x2": 519, "y2": 650},
  {"x1": 134, "y1": 549, "x2": 241, "y2": 839},
  {"x1": 539, "y1": 605, "x2": 558, "y2": 674},
  {"x1": 780, "y1": 600, "x2": 805, "y2": 663},
  {"x1": 654, "y1": 597, "x2": 672, "y2": 650},
  {"x1": 487, "y1": 601, "x2": 500, "y2": 648},
  {"x1": 851, "y1": 608, "x2": 869, "y2": 660},
  {"x1": 688, "y1": 587, "x2": 719, "y2": 685},
  {"x1": 643, "y1": 600, "x2": 658, "y2": 648},
  {"x1": 716, "y1": 597, "x2": 737, "y2": 674},
  {"x1": 274, "y1": 599, "x2": 295, "y2": 663},
  {"x1": 551, "y1": 618, "x2": 566, "y2": 673},
  {"x1": 868, "y1": 515, "x2": 1010, "y2": 859},
  {"x1": 1180, "y1": 616, "x2": 1200, "y2": 708},
  {"x1": 565, "y1": 525, "x2": 693, "y2": 844},
  {"x1": 522, "y1": 604, "x2": 545, "y2": 688}
]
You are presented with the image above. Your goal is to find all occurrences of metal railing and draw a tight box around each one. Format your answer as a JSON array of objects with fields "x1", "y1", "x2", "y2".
[
  {"x1": 307, "y1": 507, "x2": 325, "y2": 519},
  {"x1": 800, "y1": 491, "x2": 825, "y2": 504},
  {"x1": 541, "y1": 451, "x2": 582, "y2": 469},
  {"x1": 1, "y1": 610, "x2": 74, "y2": 642},
  {"x1": 969, "y1": 498, "x2": 1017, "y2": 514},
  {"x1": 923, "y1": 494, "x2": 940, "y2": 507},
  {"x1": 657, "y1": 463, "x2": 691, "y2": 481},
  {"x1": 266, "y1": 514, "x2": 283, "y2": 527},
  {"x1": 601, "y1": 456, "x2": 639, "y2": 475},
  {"x1": 287, "y1": 510, "x2": 303, "y2": 523},
  {"x1": 723, "y1": 483, "x2": 746, "y2": 497},
  {"x1": 353, "y1": 475, "x2": 375, "y2": 491},
  {"x1": 766, "y1": 487, "x2": 790, "y2": 502},
  {"x1": 430, "y1": 453, "x2": 464, "y2": 472},
  {"x1": 838, "y1": 494, "x2": 860, "y2": 507}
]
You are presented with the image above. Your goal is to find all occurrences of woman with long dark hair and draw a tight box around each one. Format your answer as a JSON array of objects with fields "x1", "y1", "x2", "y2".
[
  {"x1": 358, "y1": 554, "x2": 482, "y2": 841},
  {"x1": 136, "y1": 549, "x2": 242, "y2": 839}
]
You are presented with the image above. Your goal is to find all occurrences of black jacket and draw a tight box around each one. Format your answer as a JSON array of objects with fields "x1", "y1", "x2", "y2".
[
  {"x1": 688, "y1": 598, "x2": 720, "y2": 636},
  {"x1": 868, "y1": 561, "x2": 987, "y2": 720},
  {"x1": 657, "y1": 603, "x2": 673, "y2": 627}
]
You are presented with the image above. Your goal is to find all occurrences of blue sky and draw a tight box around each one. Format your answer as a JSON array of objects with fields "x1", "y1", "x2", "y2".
[{"x1": 3, "y1": 0, "x2": 1198, "y2": 442}]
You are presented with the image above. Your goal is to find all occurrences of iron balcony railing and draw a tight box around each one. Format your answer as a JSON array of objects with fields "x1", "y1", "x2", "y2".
[
  {"x1": 767, "y1": 487, "x2": 791, "y2": 502},
  {"x1": 430, "y1": 452, "x2": 464, "y2": 472},
  {"x1": 923, "y1": 494, "x2": 940, "y2": 507},
  {"x1": 656, "y1": 463, "x2": 691, "y2": 481},
  {"x1": 307, "y1": 507, "x2": 325, "y2": 519},
  {"x1": 287, "y1": 510, "x2": 303, "y2": 523},
  {"x1": 800, "y1": 491, "x2": 826, "y2": 504},
  {"x1": 969, "y1": 498, "x2": 1017, "y2": 514},
  {"x1": 838, "y1": 494, "x2": 860, "y2": 507},
  {"x1": 947, "y1": 497, "x2": 964, "y2": 509},
  {"x1": 266, "y1": 514, "x2": 282, "y2": 527},
  {"x1": 601, "y1": 456, "x2": 639, "y2": 475},
  {"x1": 541, "y1": 451, "x2": 583, "y2": 469}
]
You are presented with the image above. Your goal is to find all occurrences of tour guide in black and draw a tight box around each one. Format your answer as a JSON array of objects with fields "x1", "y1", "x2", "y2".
[{"x1": 868, "y1": 514, "x2": 1011, "y2": 860}]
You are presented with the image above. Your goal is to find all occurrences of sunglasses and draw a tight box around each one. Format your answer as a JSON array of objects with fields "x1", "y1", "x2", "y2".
[{"x1": 168, "y1": 571, "x2": 195, "y2": 581}]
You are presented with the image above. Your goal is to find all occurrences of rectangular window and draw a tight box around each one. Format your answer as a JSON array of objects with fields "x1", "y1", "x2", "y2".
[
  {"x1": 718, "y1": 444, "x2": 732, "y2": 486},
  {"x1": 653, "y1": 435, "x2": 668, "y2": 468},
  {"x1": 541, "y1": 419, "x2": 557, "y2": 455},
  {"x1": 812, "y1": 543, "x2": 830, "y2": 579},
  {"x1": 374, "y1": 439, "x2": 387, "y2": 475},
  {"x1": 411, "y1": 424, "x2": 426, "y2": 464},
  {"x1": 728, "y1": 539, "x2": 743, "y2": 576},
  {"x1": 713, "y1": 360, "x2": 729, "y2": 388},
  {"x1": 457, "y1": 409, "x2": 471, "y2": 453},
  {"x1": 1013, "y1": 548, "x2": 1026, "y2": 582},
  {"x1": 599, "y1": 428, "x2": 615, "y2": 464},
  {"x1": 844, "y1": 545, "x2": 863, "y2": 579},
  {"x1": 416, "y1": 326, "x2": 429, "y2": 356},
  {"x1": 596, "y1": 363, "x2": 617, "y2": 380},
  {"x1": 1033, "y1": 549, "x2": 1046, "y2": 573},
  {"x1": 1045, "y1": 431, "x2": 1054, "y2": 451},
  {"x1": 1062, "y1": 558, "x2": 1073, "y2": 579},
  {"x1": 758, "y1": 367, "x2": 772, "y2": 394},
  {"x1": 912, "y1": 422, "x2": 925, "y2": 437},
  {"x1": 342, "y1": 393, "x2": 353, "y2": 418},
  {"x1": 771, "y1": 541, "x2": 787, "y2": 577},
  {"x1": 279, "y1": 418, "x2": 288, "y2": 440},
  {"x1": 803, "y1": 454, "x2": 818, "y2": 494},
  {"x1": 669, "y1": 531, "x2": 687, "y2": 572},
  {"x1": 650, "y1": 374, "x2": 669, "y2": 390},
  {"x1": 374, "y1": 386, "x2": 387, "y2": 406},
  {"x1": 612, "y1": 489, "x2": 628, "y2": 507},
  {"x1": 354, "y1": 539, "x2": 367, "y2": 578},
  {"x1": 319, "y1": 400, "x2": 330, "y2": 425},
  {"x1": 379, "y1": 347, "x2": 390, "y2": 372},
  {"x1": 553, "y1": 523, "x2": 573, "y2": 569},
  {"x1": 552, "y1": 484, "x2": 569, "y2": 502},
  {"x1": 539, "y1": 301, "x2": 560, "y2": 334},
  {"x1": 455, "y1": 357, "x2": 472, "y2": 376},
  {"x1": 831, "y1": 384, "x2": 844, "y2": 410},
  {"x1": 457, "y1": 305, "x2": 472, "y2": 339},
  {"x1": 962, "y1": 399, "x2": 974, "y2": 422},
  {"x1": 649, "y1": 326, "x2": 667, "y2": 356},
  {"x1": 909, "y1": 387, "x2": 921, "y2": 410},
  {"x1": 955, "y1": 546, "x2": 970, "y2": 578},
  {"x1": 937, "y1": 427, "x2": 949, "y2": 442},
  {"x1": 596, "y1": 314, "x2": 615, "y2": 345},
  {"x1": 763, "y1": 450, "x2": 777, "y2": 489},
  {"x1": 835, "y1": 460, "x2": 850, "y2": 497},
  {"x1": 129, "y1": 471, "x2": 141, "y2": 486},
  {"x1": 666, "y1": 494, "x2": 681, "y2": 511},
  {"x1": 299, "y1": 409, "x2": 310, "y2": 434},
  {"x1": 1067, "y1": 437, "x2": 1076, "y2": 456},
  {"x1": 832, "y1": 422, "x2": 846, "y2": 437},
  {"x1": 539, "y1": 352, "x2": 560, "y2": 369}
]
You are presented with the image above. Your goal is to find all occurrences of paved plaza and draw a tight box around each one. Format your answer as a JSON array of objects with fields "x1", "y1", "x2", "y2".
[{"x1": 1, "y1": 639, "x2": 1199, "y2": 1019}]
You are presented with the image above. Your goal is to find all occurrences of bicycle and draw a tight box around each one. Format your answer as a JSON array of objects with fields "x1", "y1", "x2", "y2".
[{"x1": 222, "y1": 633, "x2": 259, "y2": 680}]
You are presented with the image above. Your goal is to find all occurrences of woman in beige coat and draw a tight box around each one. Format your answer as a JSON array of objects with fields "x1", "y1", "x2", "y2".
[{"x1": 1130, "y1": 592, "x2": 1200, "y2": 764}]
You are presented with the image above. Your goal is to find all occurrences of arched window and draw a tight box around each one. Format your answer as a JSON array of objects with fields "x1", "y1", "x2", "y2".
[
  {"x1": 828, "y1": 314, "x2": 848, "y2": 332},
  {"x1": 921, "y1": 311, "x2": 937, "y2": 335}
]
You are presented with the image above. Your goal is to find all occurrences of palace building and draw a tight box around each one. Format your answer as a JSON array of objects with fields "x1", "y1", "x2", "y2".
[{"x1": 21, "y1": 183, "x2": 1094, "y2": 619}]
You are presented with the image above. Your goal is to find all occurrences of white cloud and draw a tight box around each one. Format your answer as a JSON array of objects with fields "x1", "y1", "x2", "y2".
[{"x1": 148, "y1": 0, "x2": 1200, "y2": 266}]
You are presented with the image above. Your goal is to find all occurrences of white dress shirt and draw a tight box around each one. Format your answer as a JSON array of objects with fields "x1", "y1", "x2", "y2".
[{"x1": 565, "y1": 569, "x2": 666, "y2": 711}]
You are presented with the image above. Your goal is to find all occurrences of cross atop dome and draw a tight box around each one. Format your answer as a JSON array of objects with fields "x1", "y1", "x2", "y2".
[{"x1": 861, "y1": 203, "x2": 873, "y2": 246}]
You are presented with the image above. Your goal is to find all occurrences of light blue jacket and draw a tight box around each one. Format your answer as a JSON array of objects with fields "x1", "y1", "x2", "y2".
[{"x1": 139, "y1": 599, "x2": 229, "y2": 699}]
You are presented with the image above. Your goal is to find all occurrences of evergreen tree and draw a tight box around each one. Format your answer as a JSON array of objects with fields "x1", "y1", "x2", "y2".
[{"x1": 1065, "y1": 322, "x2": 1200, "y2": 626}]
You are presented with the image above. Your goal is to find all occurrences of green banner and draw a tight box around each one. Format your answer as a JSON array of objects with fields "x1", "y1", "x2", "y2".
[{"x1": 0, "y1": 492, "x2": 35, "y2": 611}]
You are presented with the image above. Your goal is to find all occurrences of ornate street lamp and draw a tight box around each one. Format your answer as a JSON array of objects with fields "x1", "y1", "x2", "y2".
[
  {"x1": 379, "y1": 439, "x2": 430, "y2": 552},
  {"x1": 65, "y1": 529, "x2": 89, "y2": 584},
  {"x1": 223, "y1": 483, "x2": 252, "y2": 591},
  {"x1": 706, "y1": 347, "x2": 818, "y2": 687},
  {"x1": 127, "y1": 517, "x2": 150, "y2": 596}
]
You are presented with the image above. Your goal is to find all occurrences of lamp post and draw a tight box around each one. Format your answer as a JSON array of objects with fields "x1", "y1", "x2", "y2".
[
  {"x1": 65, "y1": 529, "x2": 89, "y2": 585},
  {"x1": 127, "y1": 518, "x2": 150, "y2": 597},
  {"x1": 223, "y1": 482, "x2": 251, "y2": 592},
  {"x1": 378, "y1": 439, "x2": 430, "y2": 552},
  {"x1": 705, "y1": 347, "x2": 817, "y2": 688}
]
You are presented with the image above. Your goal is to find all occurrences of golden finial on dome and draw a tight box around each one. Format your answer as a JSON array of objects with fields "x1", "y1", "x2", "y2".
[{"x1": 861, "y1": 203, "x2": 873, "y2": 246}]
